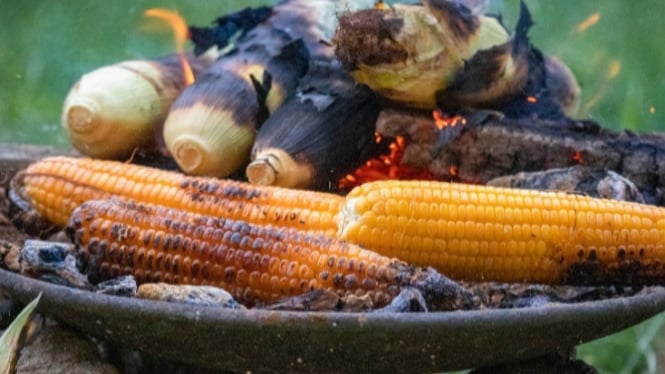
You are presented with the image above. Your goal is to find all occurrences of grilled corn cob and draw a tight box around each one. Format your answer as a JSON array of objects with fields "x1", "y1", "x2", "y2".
[
  {"x1": 334, "y1": 0, "x2": 512, "y2": 109},
  {"x1": 11, "y1": 156, "x2": 344, "y2": 237},
  {"x1": 247, "y1": 60, "x2": 382, "y2": 190},
  {"x1": 338, "y1": 180, "x2": 665, "y2": 286},
  {"x1": 62, "y1": 53, "x2": 217, "y2": 159},
  {"x1": 68, "y1": 198, "x2": 409, "y2": 307},
  {"x1": 164, "y1": 0, "x2": 375, "y2": 178}
]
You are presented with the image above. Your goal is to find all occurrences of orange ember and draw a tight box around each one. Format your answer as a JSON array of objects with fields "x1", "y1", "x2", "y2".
[
  {"x1": 577, "y1": 13, "x2": 600, "y2": 33},
  {"x1": 338, "y1": 135, "x2": 435, "y2": 190},
  {"x1": 607, "y1": 60, "x2": 621, "y2": 80},
  {"x1": 449, "y1": 164, "x2": 458, "y2": 176},
  {"x1": 573, "y1": 150, "x2": 583, "y2": 164},
  {"x1": 526, "y1": 96, "x2": 537, "y2": 104},
  {"x1": 433, "y1": 110, "x2": 466, "y2": 130},
  {"x1": 144, "y1": 8, "x2": 195, "y2": 85}
]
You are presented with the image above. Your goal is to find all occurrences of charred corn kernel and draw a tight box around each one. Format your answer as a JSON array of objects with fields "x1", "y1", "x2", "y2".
[
  {"x1": 338, "y1": 180, "x2": 665, "y2": 286},
  {"x1": 68, "y1": 198, "x2": 407, "y2": 307},
  {"x1": 12, "y1": 156, "x2": 344, "y2": 237}
]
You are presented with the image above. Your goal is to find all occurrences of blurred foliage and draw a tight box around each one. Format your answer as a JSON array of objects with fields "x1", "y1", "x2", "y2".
[
  {"x1": 1, "y1": 0, "x2": 665, "y2": 372},
  {"x1": 578, "y1": 313, "x2": 665, "y2": 374},
  {"x1": 0, "y1": 0, "x2": 269, "y2": 146},
  {"x1": 496, "y1": 0, "x2": 665, "y2": 132}
]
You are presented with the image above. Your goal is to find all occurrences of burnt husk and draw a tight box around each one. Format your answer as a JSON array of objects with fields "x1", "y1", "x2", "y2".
[
  {"x1": 251, "y1": 60, "x2": 382, "y2": 190},
  {"x1": 170, "y1": 30, "x2": 309, "y2": 121},
  {"x1": 189, "y1": 6, "x2": 273, "y2": 55},
  {"x1": 436, "y1": 1, "x2": 565, "y2": 119}
]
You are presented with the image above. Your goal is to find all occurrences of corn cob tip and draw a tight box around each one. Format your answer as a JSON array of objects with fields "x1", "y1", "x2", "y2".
[
  {"x1": 62, "y1": 61, "x2": 176, "y2": 159},
  {"x1": 245, "y1": 159, "x2": 275, "y2": 186},
  {"x1": 163, "y1": 104, "x2": 256, "y2": 177},
  {"x1": 246, "y1": 148, "x2": 312, "y2": 188},
  {"x1": 65, "y1": 99, "x2": 98, "y2": 133},
  {"x1": 169, "y1": 135, "x2": 206, "y2": 174}
]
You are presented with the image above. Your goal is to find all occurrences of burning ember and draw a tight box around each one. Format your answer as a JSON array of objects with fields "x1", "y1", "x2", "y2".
[
  {"x1": 144, "y1": 8, "x2": 195, "y2": 85},
  {"x1": 577, "y1": 12, "x2": 600, "y2": 33},
  {"x1": 337, "y1": 134, "x2": 435, "y2": 190},
  {"x1": 433, "y1": 110, "x2": 466, "y2": 129}
]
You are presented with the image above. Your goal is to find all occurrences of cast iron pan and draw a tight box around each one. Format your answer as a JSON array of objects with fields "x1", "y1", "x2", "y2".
[{"x1": 2, "y1": 268, "x2": 665, "y2": 373}]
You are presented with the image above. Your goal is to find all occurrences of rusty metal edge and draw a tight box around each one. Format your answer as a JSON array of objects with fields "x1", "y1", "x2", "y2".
[{"x1": 3, "y1": 268, "x2": 665, "y2": 373}]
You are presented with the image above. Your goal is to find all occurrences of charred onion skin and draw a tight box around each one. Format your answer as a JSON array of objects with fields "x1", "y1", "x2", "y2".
[{"x1": 61, "y1": 53, "x2": 215, "y2": 159}]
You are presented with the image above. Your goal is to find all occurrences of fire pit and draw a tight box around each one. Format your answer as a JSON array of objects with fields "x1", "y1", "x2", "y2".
[
  {"x1": 1, "y1": 267, "x2": 665, "y2": 373},
  {"x1": 3, "y1": 0, "x2": 665, "y2": 372}
]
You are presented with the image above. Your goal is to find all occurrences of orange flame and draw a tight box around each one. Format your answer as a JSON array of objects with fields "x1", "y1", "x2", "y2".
[
  {"x1": 573, "y1": 150, "x2": 583, "y2": 164},
  {"x1": 526, "y1": 96, "x2": 537, "y2": 104},
  {"x1": 337, "y1": 135, "x2": 435, "y2": 190},
  {"x1": 577, "y1": 13, "x2": 600, "y2": 33},
  {"x1": 433, "y1": 110, "x2": 466, "y2": 129},
  {"x1": 144, "y1": 8, "x2": 195, "y2": 85}
]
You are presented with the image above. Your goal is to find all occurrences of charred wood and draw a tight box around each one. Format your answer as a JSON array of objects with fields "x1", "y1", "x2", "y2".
[{"x1": 378, "y1": 109, "x2": 665, "y2": 205}]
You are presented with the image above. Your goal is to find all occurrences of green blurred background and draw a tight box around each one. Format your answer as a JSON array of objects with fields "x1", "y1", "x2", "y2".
[{"x1": 1, "y1": 0, "x2": 664, "y2": 372}]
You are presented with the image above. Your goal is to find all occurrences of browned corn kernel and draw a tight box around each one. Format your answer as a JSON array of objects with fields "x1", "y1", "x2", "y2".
[
  {"x1": 68, "y1": 198, "x2": 407, "y2": 307},
  {"x1": 338, "y1": 180, "x2": 665, "y2": 286},
  {"x1": 13, "y1": 156, "x2": 344, "y2": 237}
]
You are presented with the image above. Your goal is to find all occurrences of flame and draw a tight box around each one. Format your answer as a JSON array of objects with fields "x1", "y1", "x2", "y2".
[
  {"x1": 144, "y1": 8, "x2": 195, "y2": 85},
  {"x1": 337, "y1": 135, "x2": 435, "y2": 190},
  {"x1": 573, "y1": 150, "x2": 583, "y2": 164},
  {"x1": 526, "y1": 96, "x2": 537, "y2": 104},
  {"x1": 577, "y1": 13, "x2": 600, "y2": 33},
  {"x1": 433, "y1": 110, "x2": 466, "y2": 129}
]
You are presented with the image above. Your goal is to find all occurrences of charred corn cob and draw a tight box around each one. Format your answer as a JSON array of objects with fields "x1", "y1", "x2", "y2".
[
  {"x1": 68, "y1": 198, "x2": 409, "y2": 307},
  {"x1": 165, "y1": 0, "x2": 376, "y2": 178},
  {"x1": 11, "y1": 156, "x2": 344, "y2": 237},
  {"x1": 335, "y1": 1, "x2": 571, "y2": 119},
  {"x1": 247, "y1": 61, "x2": 382, "y2": 190},
  {"x1": 62, "y1": 52, "x2": 217, "y2": 159},
  {"x1": 338, "y1": 180, "x2": 665, "y2": 286},
  {"x1": 162, "y1": 40, "x2": 308, "y2": 178},
  {"x1": 334, "y1": 0, "x2": 512, "y2": 109}
]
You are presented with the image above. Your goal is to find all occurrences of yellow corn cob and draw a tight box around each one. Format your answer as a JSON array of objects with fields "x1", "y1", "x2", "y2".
[
  {"x1": 69, "y1": 198, "x2": 408, "y2": 307},
  {"x1": 338, "y1": 180, "x2": 665, "y2": 285},
  {"x1": 12, "y1": 156, "x2": 344, "y2": 237}
]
